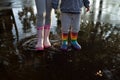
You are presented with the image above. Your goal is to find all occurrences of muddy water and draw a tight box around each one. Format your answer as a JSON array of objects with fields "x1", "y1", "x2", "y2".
[{"x1": 0, "y1": 0, "x2": 120, "y2": 80}]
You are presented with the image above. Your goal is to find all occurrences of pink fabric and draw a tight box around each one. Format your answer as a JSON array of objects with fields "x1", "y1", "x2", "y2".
[
  {"x1": 36, "y1": 47, "x2": 44, "y2": 50},
  {"x1": 44, "y1": 25, "x2": 50, "y2": 29},
  {"x1": 44, "y1": 45, "x2": 51, "y2": 48},
  {"x1": 37, "y1": 27, "x2": 44, "y2": 30}
]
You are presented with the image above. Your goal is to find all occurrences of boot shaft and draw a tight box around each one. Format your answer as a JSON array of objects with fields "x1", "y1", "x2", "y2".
[
  {"x1": 61, "y1": 33, "x2": 68, "y2": 50},
  {"x1": 36, "y1": 26, "x2": 44, "y2": 50},
  {"x1": 70, "y1": 32, "x2": 81, "y2": 50},
  {"x1": 70, "y1": 32, "x2": 78, "y2": 41},
  {"x1": 62, "y1": 33, "x2": 68, "y2": 41},
  {"x1": 37, "y1": 27, "x2": 44, "y2": 39},
  {"x1": 44, "y1": 25, "x2": 51, "y2": 48},
  {"x1": 44, "y1": 25, "x2": 50, "y2": 30},
  {"x1": 44, "y1": 25, "x2": 50, "y2": 39}
]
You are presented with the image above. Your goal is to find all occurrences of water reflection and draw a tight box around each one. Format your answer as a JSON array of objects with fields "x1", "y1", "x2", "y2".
[
  {"x1": 0, "y1": 0, "x2": 120, "y2": 80},
  {"x1": 18, "y1": 7, "x2": 36, "y2": 33},
  {"x1": 84, "y1": 0, "x2": 120, "y2": 24}
]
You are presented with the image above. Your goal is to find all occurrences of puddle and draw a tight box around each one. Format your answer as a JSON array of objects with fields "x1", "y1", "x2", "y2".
[{"x1": 0, "y1": 0, "x2": 120, "y2": 80}]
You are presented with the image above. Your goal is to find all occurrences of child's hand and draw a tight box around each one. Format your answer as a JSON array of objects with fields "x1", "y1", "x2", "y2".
[{"x1": 86, "y1": 7, "x2": 90, "y2": 12}]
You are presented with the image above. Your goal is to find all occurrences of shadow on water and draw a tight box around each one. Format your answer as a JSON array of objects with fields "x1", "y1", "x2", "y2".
[{"x1": 0, "y1": 1, "x2": 120, "y2": 80}]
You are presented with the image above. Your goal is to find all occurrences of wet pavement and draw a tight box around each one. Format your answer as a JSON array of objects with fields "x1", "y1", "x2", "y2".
[{"x1": 0, "y1": 0, "x2": 120, "y2": 80}]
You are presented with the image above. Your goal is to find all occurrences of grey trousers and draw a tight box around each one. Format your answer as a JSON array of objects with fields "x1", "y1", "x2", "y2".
[
  {"x1": 61, "y1": 13, "x2": 81, "y2": 33},
  {"x1": 35, "y1": 0, "x2": 52, "y2": 27}
]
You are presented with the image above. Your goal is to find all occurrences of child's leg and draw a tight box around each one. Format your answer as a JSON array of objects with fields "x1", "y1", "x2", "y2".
[
  {"x1": 35, "y1": 0, "x2": 46, "y2": 50},
  {"x1": 44, "y1": 0, "x2": 52, "y2": 48},
  {"x1": 71, "y1": 14, "x2": 81, "y2": 50},
  {"x1": 61, "y1": 13, "x2": 71, "y2": 50},
  {"x1": 35, "y1": 0, "x2": 46, "y2": 27},
  {"x1": 45, "y1": 0, "x2": 52, "y2": 25}
]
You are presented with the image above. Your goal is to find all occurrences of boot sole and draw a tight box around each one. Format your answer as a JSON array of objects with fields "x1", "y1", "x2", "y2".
[
  {"x1": 36, "y1": 47, "x2": 44, "y2": 51},
  {"x1": 71, "y1": 45, "x2": 81, "y2": 50}
]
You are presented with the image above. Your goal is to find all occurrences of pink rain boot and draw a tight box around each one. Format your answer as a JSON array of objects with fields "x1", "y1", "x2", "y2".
[
  {"x1": 44, "y1": 25, "x2": 51, "y2": 48},
  {"x1": 35, "y1": 27, "x2": 44, "y2": 50}
]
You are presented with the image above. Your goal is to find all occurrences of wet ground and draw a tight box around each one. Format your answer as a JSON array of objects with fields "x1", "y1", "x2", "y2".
[{"x1": 0, "y1": 0, "x2": 120, "y2": 80}]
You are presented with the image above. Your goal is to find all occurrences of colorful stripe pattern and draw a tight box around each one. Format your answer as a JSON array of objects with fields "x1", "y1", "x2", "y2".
[
  {"x1": 61, "y1": 33, "x2": 68, "y2": 50},
  {"x1": 62, "y1": 33, "x2": 68, "y2": 41},
  {"x1": 71, "y1": 32, "x2": 78, "y2": 41},
  {"x1": 71, "y1": 32, "x2": 81, "y2": 50}
]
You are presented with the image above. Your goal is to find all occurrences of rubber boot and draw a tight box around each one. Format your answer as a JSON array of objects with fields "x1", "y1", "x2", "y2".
[
  {"x1": 61, "y1": 33, "x2": 68, "y2": 51},
  {"x1": 71, "y1": 32, "x2": 81, "y2": 50},
  {"x1": 35, "y1": 27, "x2": 44, "y2": 50},
  {"x1": 44, "y1": 25, "x2": 51, "y2": 48}
]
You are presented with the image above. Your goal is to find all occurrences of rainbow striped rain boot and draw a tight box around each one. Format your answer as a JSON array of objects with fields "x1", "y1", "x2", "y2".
[
  {"x1": 60, "y1": 33, "x2": 68, "y2": 51},
  {"x1": 71, "y1": 32, "x2": 81, "y2": 50}
]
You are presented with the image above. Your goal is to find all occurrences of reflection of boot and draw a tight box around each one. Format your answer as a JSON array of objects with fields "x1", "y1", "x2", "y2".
[
  {"x1": 61, "y1": 33, "x2": 68, "y2": 51},
  {"x1": 44, "y1": 25, "x2": 51, "y2": 48},
  {"x1": 71, "y1": 32, "x2": 81, "y2": 50},
  {"x1": 35, "y1": 27, "x2": 44, "y2": 50}
]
